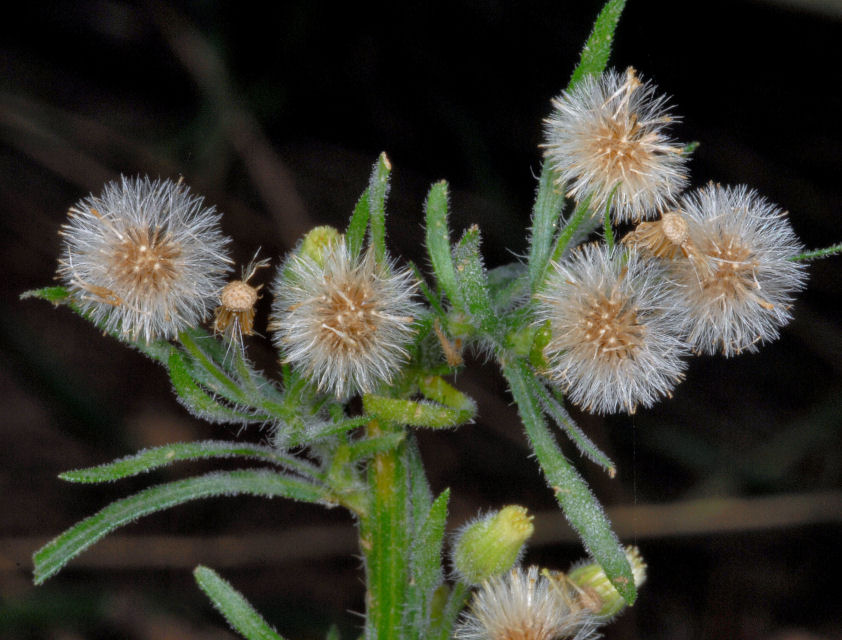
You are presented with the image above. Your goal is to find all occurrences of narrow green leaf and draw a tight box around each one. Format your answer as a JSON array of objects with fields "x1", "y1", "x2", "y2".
[
  {"x1": 194, "y1": 565, "x2": 286, "y2": 640},
  {"x1": 406, "y1": 489, "x2": 450, "y2": 639},
  {"x1": 410, "y1": 260, "x2": 446, "y2": 318},
  {"x1": 59, "y1": 440, "x2": 321, "y2": 484},
  {"x1": 603, "y1": 199, "x2": 615, "y2": 249},
  {"x1": 362, "y1": 393, "x2": 474, "y2": 429},
  {"x1": 452, "y1": 226, "x2": 497, "y2": 336},
  {"x1": 20, "y1": 286, "x2": 71, "y2": 304},
  {"x1": 567, "y1": 0, "x2": 627, "y2": 90},
  {"x1": 488, "y1": 263, "x2": 529, "y2": 311},
  {"x1": 424, "y1": 181, "x2": 464, "y2": 310},
  {"x1": 347, "y1": 187, "x2": 370, "y2": 260},
  {"x1": 33, "y1": 470, "x2": 330, "y2": 584},
  {"x1": 325, "y1": 625, "x2": 340, "y2": 640},
  {"x1": 527, "y1": 160, "x2": 566, "y2": 292},
  {"x1": 178, "y1": 331, "x2": 245, "y2": 401},
  {"x1": 418, "y1": 375, "x2": 476, "y2": 417},
  {"x1": 167, "y1": 350, "x2": 269, "y2": 425},
  {"x1": 300, "y1": 415, "x2": 372, "y2": 443},
  {"x1": 368, "y1": 152, "x2": 392, "y2": 264},
  {"x1": 344, "y1": 432, "x2": 406, "y2": 462},
  {"x1": 502, "y1": 359, "x2": 635, "y2": 604},
  {"x1": 529, "y1": 379, "x2": 616, "y2": 477},
  {"x1": 682, "y1": 141, "x2": 700, "y2": 156},
  {"x1": 406, "y1": 435, "x2": 433, "y2": 533},
  {"x1": 428, "y1": 581, "x2": 470, "y2": 640}
]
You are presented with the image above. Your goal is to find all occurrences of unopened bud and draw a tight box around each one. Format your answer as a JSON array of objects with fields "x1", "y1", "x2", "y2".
[
  {"x1": 568, "y1": 545, "x2": 647, "y2": 619},
  {"x1": 452, "y1": 505, "x2": 534, "y2": 585},
  {"x1": 299, "y1": 226, "x2": 341, "y2": 265}
]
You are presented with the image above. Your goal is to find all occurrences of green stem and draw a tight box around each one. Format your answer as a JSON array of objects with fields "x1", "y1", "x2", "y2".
[
  {"x1": 790, "y1": 243, "x2": 842, "y2": 262},
  {"x1": 549, "y1": 194, "x2": 593, "y2": 267},
  {"x1": 360, "y1": 419, "x2": 409, "y2": 639}
]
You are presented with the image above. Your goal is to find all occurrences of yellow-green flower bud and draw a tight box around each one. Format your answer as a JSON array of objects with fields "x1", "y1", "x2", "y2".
[
  {"x1": 567, "y1": 545, "x2": 647, "y2": 619},
  {"x1": 452, "y1": 505, "x2": 534, "y2": 585},
  {"x1": 299, "y1": 225, "x2": 341, "y2": 265}
]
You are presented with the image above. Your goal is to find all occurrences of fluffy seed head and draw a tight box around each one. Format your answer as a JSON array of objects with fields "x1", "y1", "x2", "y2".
[
  {"x1": 544, "y1": 67, "x2": 688, "y2": 223},
  {"x1": 57, "y1": 176, "x2": 232, "y2": 342},
  {"x1": 453, "y1": 565, "x2": 597, "y2": 640},
  {"x1": 269, "y1": 238, "x2": 420, "y2": 398},
  {"x1": 535, "y1": 244, "x2": 688, "y2": 414},
  {"x1": 671, "y1": 183, "x2": 807, "y2": 356}
]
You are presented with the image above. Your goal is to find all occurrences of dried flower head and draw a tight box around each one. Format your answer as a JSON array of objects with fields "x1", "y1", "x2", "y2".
[
  {"x1": 214, "y1": 252, "x2": 272, "y2": 353},
  {"x1": 57, "y1": 176, "x2": 232, "y2": 342},
  {"x1": 453, "y1": 565, "x2": 596, "y2": 640},
  {"x1": 535, "y1": 244, "x2": 687, "y2": 414},
  {"x1": 622, "y1": 211, "x2": 692, "y2": 260},
  {"x1": 269, "y1": 238, "x2": 420, "y2": 398},
  {"x1": 672, "y1": 183, "x2": 808, "y2": 356},
  {"x1": 544, "y1": 67, "x2": 688, "y2": 223}
]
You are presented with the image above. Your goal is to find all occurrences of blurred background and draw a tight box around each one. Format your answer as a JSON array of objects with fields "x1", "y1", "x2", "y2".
[{"x1": 1, "y1": 0, "x2": 841, "y2": 638}]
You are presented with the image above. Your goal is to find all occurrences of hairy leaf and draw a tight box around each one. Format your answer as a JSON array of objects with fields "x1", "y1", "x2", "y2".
[{"x1": 195, "y1": 565, "x2": 287, "y2": 640}]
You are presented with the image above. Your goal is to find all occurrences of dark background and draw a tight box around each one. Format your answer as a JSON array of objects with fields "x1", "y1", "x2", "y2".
[{"x1": 1, "y1": 1, "x2": 840, "y2": 638}]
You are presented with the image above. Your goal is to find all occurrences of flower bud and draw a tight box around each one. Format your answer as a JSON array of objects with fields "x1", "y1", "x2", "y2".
[
  {"x1": 567, "y1": 545, "x2": 647, "y2": 619},
  {"x1": 299, "y1": 225, "x2": 341, "y2": 265},
  {"x1": 452, "y1": 505, "x2": 534, "y2": 585}
]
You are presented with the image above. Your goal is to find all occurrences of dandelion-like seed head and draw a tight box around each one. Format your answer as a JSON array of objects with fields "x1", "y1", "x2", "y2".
[
  {"x1": 544, "y1": 67, "x2": 688, "y2": 223},
  {"x1": 453, "y1": 565, "x2": 597, "y2": 640},
  {"x1": 535, "y1": 244, "x2": 687, "y2": 414},
  {"x1": 269, "y1": 238, "x2": 420, "y2": 399},
  {"x1": 57, "y1": 176, "x2": 232, "y2": 342},
  {"x1": 672, "y1": 183, "x2": 808, "y2": 356},
  {"x1": 214, "y1": 253, "x2": 271, "y2": 352}
]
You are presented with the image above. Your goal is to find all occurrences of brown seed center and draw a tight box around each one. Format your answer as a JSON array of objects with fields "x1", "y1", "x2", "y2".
[
  {"x1": 319, "y1": 281, "x2": 377, "y2": 352},
  {"x1": 581, "y1": 294, "x2": 643, "y2": 361},
  {"x1": 111, "y1": 227, "x2": 181, "y2": 294}
]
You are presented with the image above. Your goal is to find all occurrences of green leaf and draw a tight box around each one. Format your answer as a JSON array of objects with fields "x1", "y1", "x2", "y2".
[
  {"x1": 368, "y1": 152, "x2": 392, "y2": 264},
  {"x1": 424, "y1": 181, "x2": 464, "y2": 311},
  {"x1": 59, "y1": 440, "x2": 321, "y2": 484},
  {"x1": 452, "y1": 226, "x2": 497, "y2": 337},
  {"x1": 528, "y1": 379, "x2": 616, "y2": 477},
  {"x1": 527, "y1": 160, "x2": 566, "y2": 292},
  {"x1": 406, "y1": 435, "x2": 433, "y2": 537},
  {"x1": 405, "y1": 489, "x2": 450, "y2": 639},
  {"x1": 362, "y1": 376, "x2": 476, "y2": 430},
  {"x1": 167, "y1": 350, "x2": 269, "y2": 425},
  {"x1": 488, "y1": 263, "x2": 529, "y2": 311},
  {"x1": 194, "y1": 565, "x2": 286, "y2": 640},
  {"x1": 325, "y1": 625, "x2": 340, "y2": 640},
  {"x1": 33, "y1": 470, "x2": 330, "y2": 584},
  {"x1": 567, "y1": 0, "x2": 627, "y2": 90},
  {"x1": 344, "y1": 432, "x2": 406, "y2": 462},
  {"x1": 20, "y1": 286, "x2": 71, "y2": 304},
  {"x1": 428, "y1": 581, "x2": 470, "y2": 640},
  {"x1": 502, "y1": 359, "x2": 635, "y2": 604},
  {"x1": 347, "y1": 188, "x2": 370, "y2": 260}
]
